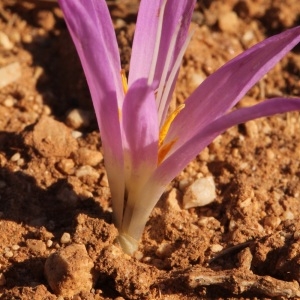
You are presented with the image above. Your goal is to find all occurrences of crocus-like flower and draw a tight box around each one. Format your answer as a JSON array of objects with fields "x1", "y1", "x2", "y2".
[{"x1": 58, "y1": 0, "x2": 300, "y2": 255}]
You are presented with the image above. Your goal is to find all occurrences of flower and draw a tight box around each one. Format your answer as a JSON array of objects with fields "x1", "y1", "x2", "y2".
[{"x1": 58, "y1": 0, "x2": 300, "y2": 255}]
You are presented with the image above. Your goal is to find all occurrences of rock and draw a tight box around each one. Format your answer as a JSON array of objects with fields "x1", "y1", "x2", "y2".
[
  {"x1": 183, "y1": 177, "x2": 216, "y2": 209},
  {"x1": 75, "y1": 165, "x2": 100, "y2": 179},
  {"x1": 74, "y1": 148, "x2": 103, "y2": 166},
  {"x1": 0, "y1": 62, "x2": 21, "y2": 89},
  {"x1": 44, "y1": 244, "x2": 96, "y2": 297},
  {"x1": 36, "y1": 10, "x2": 56, "y2": 31},
  {"x1": 23, "y1": 116, "x2": 78, "y2": 158},
  {"x1": 57, "y1": 158, "x2": 75, "y2": 175},
  {"x1": 0, "y1": 31, "x2": 13, "y2": 50},
  {"x1": 26, "y1": 239, "x2": 47, "y2": 254},
  {"x1": 218, "y1": 11, "x2": 239, "y2": 33},
  {"x1": 66, "y1": 109, "x2": 92, "y2": 129},
  {"x1": 60, "y1": 232, "x2": 71, "y2": 244}
]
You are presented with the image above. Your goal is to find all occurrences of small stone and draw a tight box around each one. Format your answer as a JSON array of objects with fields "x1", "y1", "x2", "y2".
[
  {"x1": 242, "y1": 30, "x2": 255, "y2": 43},
  {"x1": 244, "y1": 120, "x2": 258, "y2": 138},
  {"x1": 264, "y1": 216, "x2": 281, "y2": 229},
  {"x1": 266, "y1": 149, "x2": 275, "y2": 160},
  {"x1": 283, "y1": 210, "x2": 294, "y2": 220},
  {"x1": 218, "y1": 11, "x2": 239, "y2": 33},
  {"x1": 3, "y1": 96, "x2": 16, "y2": 107},
  {"x1": 23, "y1": 115, "x2": 78, "y2": 158},
  {"x1": 36, "y1": 10, "x2": 56, "y2": 30},
  {"x1": 10, "y1": 152, "x2": 21, "y2": 162},
  {"x1": 44, "y1": 244, "x2": 96, "y2": 297},
  {"x1": 0, "y1": 62, "x2": 21, "y2": 89},
  {"x1": 0, "y1": 273, "x2": 6, "y2": 286},
  {"x1": 72, "y1": 131, "x2": 83, "y2": 139},
  {"x1": 57, "y1": 158, "x2": 75, "y2": 175},
  {"x1": 60, "y1": 232, "x2": 71, "y2": 244},
  {"x1": 66, "y1": 109, "x2": 92, "y2": 129},
  {"x1": 155, "y1": 242, "x2": 172, "y2": 258},
  {"x1": 75, "y1": 165, "x2": 100, "y2": 179},
  {"x1": 11, "y1": 244, "x2": 20, "y2": 251},
  {"x1": 166, "y1": 188, "x2": 181, "y2": 211},
  {"x1": 46, "y1": 240, "x2": 53, "y2": 248},
  {"x1": 178, "y1": 179, "x2": 190, "y2": 191},
  {"x1": 4, "y1": 251, "x2": 13, "y2": 258},
  {"x1": 0, "y1": 31, "x2": 13, "y2": 50},
  {"x1": 74, "y1": 148, "x2": 103, "y2": 166},
  {"x1": 183, "y1": 177, "x2": 216, "y2": 209},
  {"x1": 210, "y1": 244, "x2": 223, "y2": 253},
  {"x1": 26, "y1": 239, "x2": 46, "y2": 254},
  {"x1": 100, "y1": 173, "x2": 109, "y2": 187}
]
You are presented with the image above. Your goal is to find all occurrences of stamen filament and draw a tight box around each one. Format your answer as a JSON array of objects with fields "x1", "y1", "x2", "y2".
[
  {"x1": 121, "y1": 69, "x2": 128, "y2": 94},
  {"x1": 156, "y1": 18, "x2": 182, "y2": 111},
  {"x1": 159, "y1": 30, "x2": 194, "y2": 127},
  {"x1": 147, "y1": 0, "x2": 168, "y2": 86},
  {"x1": 159, "y1": 103, "x2": 185, "y2": 146}
]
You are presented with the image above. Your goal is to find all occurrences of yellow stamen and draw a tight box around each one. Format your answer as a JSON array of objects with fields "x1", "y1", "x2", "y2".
[
  {"x1": 159, "y1": 104, "x2": 185, "y2": 147},
  {"x1": 118, "y1": 108, "x2": 122, "y2": 121},
  {"x1": 158, "y1": 139, "x2": 177, "y2": 165},
  {"x1": 121, "y1": 69, "x2": 128, "y2": 94}
]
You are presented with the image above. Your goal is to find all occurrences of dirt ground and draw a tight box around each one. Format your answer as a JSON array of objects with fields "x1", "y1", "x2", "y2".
[{"x1": 0, "y1": 0, "x2": 299, "y2": 299}]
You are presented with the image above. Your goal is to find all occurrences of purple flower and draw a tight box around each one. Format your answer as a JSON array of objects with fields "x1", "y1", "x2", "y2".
[{"x1": 58, "y1": 0, "x2": 300, "y2": 254}]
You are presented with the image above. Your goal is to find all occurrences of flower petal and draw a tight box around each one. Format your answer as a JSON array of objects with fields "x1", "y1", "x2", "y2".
[
  {"x1": 121, "y1": 79, "x2": 159, "y2": 236},
  {"x1": 58, "y1": 0, "x2": 125, "y2": 227},
  {"x1": 58, "y1": 0, "x2": 123, "y2": 107},
  {"x1": 167, "y1": 26, "x2": 300, "y2": 153},
  {"x1": 122, "y1": 79, "x2": 159, "y2": 172},
  {"x1": 128, "y1": 0, "x2": 195, "y2": 89},
  {"x1": 155, "y1": 98, "x2": 300, "y2": 186}
]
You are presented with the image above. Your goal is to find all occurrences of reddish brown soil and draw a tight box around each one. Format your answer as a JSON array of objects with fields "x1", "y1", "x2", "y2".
[{"x1": 0, "y1": 0, "x2": 299, "y2": 299}]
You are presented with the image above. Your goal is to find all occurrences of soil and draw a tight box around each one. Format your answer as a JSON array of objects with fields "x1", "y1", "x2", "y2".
[{"x1": 0, "y1": 0, "x2": 299, "y2": 299}]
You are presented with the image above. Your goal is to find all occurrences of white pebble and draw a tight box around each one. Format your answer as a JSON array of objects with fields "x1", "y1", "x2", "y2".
[
  {"x1": 242, "y1": 30, "x2": 255, "y2": 43},
  {"x1": 282, "y1": 210, "x2": 294, "y2": 220},
  {"x1": 218, "y1": 11, "x2": 239, "y2": 33},
  {"x1": 72, "y1": 130, "x2": 83, "y2": 139},
  {"x1": 75, "y1": 165, "x2": 100, "y2": 179},
  {"x1": 60, "y1": 232, "x2": 71, "y2": 244},
  {"x1": 66, "y1": 109, "x2": 91, "y2": 129},
  {"x1": 0, "y1": 62, "x2": 21, "y2": 89},
  {"x1": 3, "y1": 96, "x2": 16, "y2": 107},
  {"x1": 46, "y1": 240, "x2": 53, "y2": 248},
  {"x1": 11, "y1": 244, "x2": 20, "y2": 251},
  {"x1": 4, "y1": 251, "x2": 13, "y2": 258},
  {"x1": 183, "y1": 177, "x2": 216, "y2": 209},
  {"x1": 210, "y1": 244, "x2": 223, "y2": 253},
  {"x1": 0, "y1": 31, "x2": 13, "y2": 50},
  {"x1": 10, "y1": 152, "x2": 21, "y2": 162}
]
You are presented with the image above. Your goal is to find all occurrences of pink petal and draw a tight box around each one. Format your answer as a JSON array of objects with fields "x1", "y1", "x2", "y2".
[
  {"x1": 154, "y1": 97, "x2": 300, "y2": 186},
  {"x1": 121, "y1": 79, "x2": 159, "y2": 236},
  {"x1": 167, "y1": 26, "x2": 300, "y2": 152},
  {"x1": 58, "y1": 0, "x2": 123, "y2": 107},
  {"x1": 58, "y1": 0, "x2": 125, "y2": 226},
  {"x1": 128, "y1": 0, "x2": 195, "y2": 89},
  {"x1": 122, "y1": 79, "x2": 159, "y2": 170}
]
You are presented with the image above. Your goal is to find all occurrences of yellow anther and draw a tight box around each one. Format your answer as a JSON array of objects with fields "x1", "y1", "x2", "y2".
[
  {"x1": 118, "y1": 108, "x2": 122, "y2": 121},
  {"x1": 158, "y1": 139, "x2": 177, "y2": 165},
  {"x1": 121, "y1": 69, "x2": 128, "y2": 94},
  {"x1": 159, "y1": 104, "x2": 185, "y2": 147}
]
